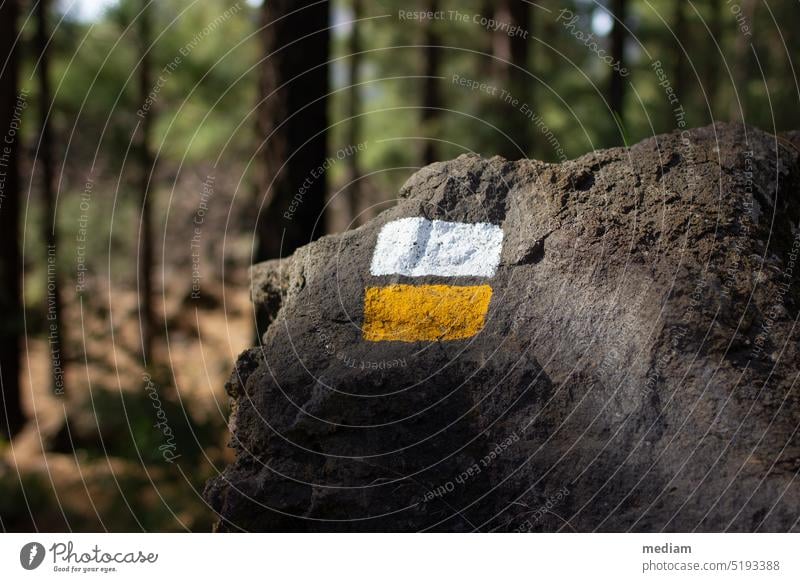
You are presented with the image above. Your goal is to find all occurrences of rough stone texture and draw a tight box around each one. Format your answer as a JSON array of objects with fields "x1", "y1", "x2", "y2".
[{"x1": 205, "y1": 123, "x2": 800, "y2": 532}]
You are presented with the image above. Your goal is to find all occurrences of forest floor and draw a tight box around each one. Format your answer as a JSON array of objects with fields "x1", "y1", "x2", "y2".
[
  {"x1": 0, "y1": 157, "x2": 368, "y2": 531},
  {"x1": 1, "y1": 273, "x2": 251, "y2": 531},
  {"x1": 0, "y1": 164, "x2": 259, "y2": 531}
]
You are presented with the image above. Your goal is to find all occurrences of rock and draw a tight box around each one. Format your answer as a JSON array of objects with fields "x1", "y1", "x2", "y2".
[
  {"x1": 250, "y1": 257, "x2": 293, "y2": 328},
  {"x1": 204, "y1": 123, "x2": 800, "y2": 532}
]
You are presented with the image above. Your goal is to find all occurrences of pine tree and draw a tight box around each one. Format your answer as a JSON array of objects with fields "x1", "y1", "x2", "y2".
[
  {"x1": 256, "y1": 0, "x2": 330, "y2": 261},
  {"x1": 493, "y1": 0, "x2": 533, "y2": 159},
  {"x1": 609, "y1": 0, "x2": 628, "y2": 130},
  {"x1": 0, "y1": 0, "x2": 23, "y2": 438},
  {"x1": 421, "y1": 0, "x2": 441, "y2": 165},
  {"x1": 346, "y1": 0, "x2": 363, "y2": 226},
  {"x1": 37, "y1": 0, "x2": 67, "y2": 394},
  {"x1": 137, "y1": 0, "x2": 156, "y2": 365}
]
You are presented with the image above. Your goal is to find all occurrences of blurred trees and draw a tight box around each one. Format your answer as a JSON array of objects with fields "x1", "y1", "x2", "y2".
[
  {"x1": 703, "y1": 0, "x2": 722, "y2": 123},
  {"x1": 0, "y1": 0, "x2": 799, "y2": 533},
  {"x1": 492, "y1": 0, "x2": 532, "y2": 159},
  {"x1": 0, "y1": 0, "x2": 799, "y2": 438},
  {"x1": 255, "y1": 0, "x2": 330, "y2": 264},
  {"x1": 136, "y1": 0, "x2": 156, "y2": 365},
  {"x1": 420, "y1": 0, "x2": 442, "y2": 166},
  {"x1": 346, "y1": 0, "x2": 363, "y2": 226},
  {"x1": 729, "y1": 0, "x2": 757, "y2": 122},
  {"x1": 0, "y1": 0, "x2": 23, "y2": 439},
  {"x1": 609, "y1": 0, "x2": 627, "y2": 136},
  {"x1": 37, "y1": 0, "x2": 67, "y2": 395},
  {"x1": 670, "y1": 0, "x2": 686, "y2": 128}
]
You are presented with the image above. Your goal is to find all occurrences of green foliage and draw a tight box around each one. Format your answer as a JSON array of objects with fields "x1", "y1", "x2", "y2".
[{"x1": 8, "y1": 0, "x2": 800, "y2": 533}]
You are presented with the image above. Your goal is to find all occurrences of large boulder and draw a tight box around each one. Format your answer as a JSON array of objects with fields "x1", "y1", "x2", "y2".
[{"x1": 205, "y1": 123, "x2": 800, "y2": 531}]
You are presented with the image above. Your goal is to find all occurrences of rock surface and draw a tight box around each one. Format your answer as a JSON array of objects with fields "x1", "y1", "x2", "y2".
[{"x1": 205, "y1": 123, "x2": 800, "y2": 532}]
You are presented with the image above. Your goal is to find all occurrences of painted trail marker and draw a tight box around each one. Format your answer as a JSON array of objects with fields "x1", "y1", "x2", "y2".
[
  {"x1": 370, "y1": 217, "x2": 503, "y2": 277},
  {"x1": 363, "y1": 284, "x2": 493, "y2": 342},
  {"x1": 364, "y1": 217, "x2": 504, "y2": 342}
]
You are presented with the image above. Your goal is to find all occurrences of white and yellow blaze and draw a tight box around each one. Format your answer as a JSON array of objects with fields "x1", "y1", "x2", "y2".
[{"x1": 364, "y1": 217, "x2": 503, "y2": 342}]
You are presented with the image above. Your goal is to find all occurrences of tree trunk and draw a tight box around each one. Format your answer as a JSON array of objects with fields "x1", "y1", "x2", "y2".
[
  {"x1": 609, "y1": 0, "x2": 627, "y2": 128},
  {"x1": 0, "y1": 0, "x2": 24, "y2": 438},
  {"x1": 479, "y1": 0, "x2": 494, "y2": 77},
  {"x1": 670, "y1": 0, "x2": 686, "y2": 130},
  {"x1": 704, "y1": 0, "x2": 721, "y2": 123},
  {"x1": 255, "y1": 0, "x2": 330, "y2": 338},
  {"x1": 346, "y1": 0, "x2": 362, "y2": 226},
  {"x1": 729, "y1": 0, "x2": 756, "y2": 122},
  {"x1": 494, "y1": 0, "x2": 532, "y2": 159},
  {"x1": 137, "y1": 0, "x2": 155, "y2": 366},
  {"x1": 37, "y1": 0, "x2": 66, "y2": 395},
  {"x1": 421, "y1": 0, "x2": 441, "y2": 166},
  {"x1": 256, "y1": 0, "x2": 329, "y2": 261}
]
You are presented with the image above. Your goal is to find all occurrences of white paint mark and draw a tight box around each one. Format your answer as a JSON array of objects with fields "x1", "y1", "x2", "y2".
[{"x1": 370, "y1": 217, "x2": 504, "y2": 277}]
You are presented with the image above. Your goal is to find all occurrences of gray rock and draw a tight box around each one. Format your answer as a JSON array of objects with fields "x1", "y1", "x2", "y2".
[{"x1": 205, "y1": 123, "x2": 800, "y2": 532}]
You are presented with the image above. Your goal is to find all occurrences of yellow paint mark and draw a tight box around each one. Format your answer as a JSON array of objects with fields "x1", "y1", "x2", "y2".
[{"x1": 363, "y1": 284, "x2": 493, "y2": 342}]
